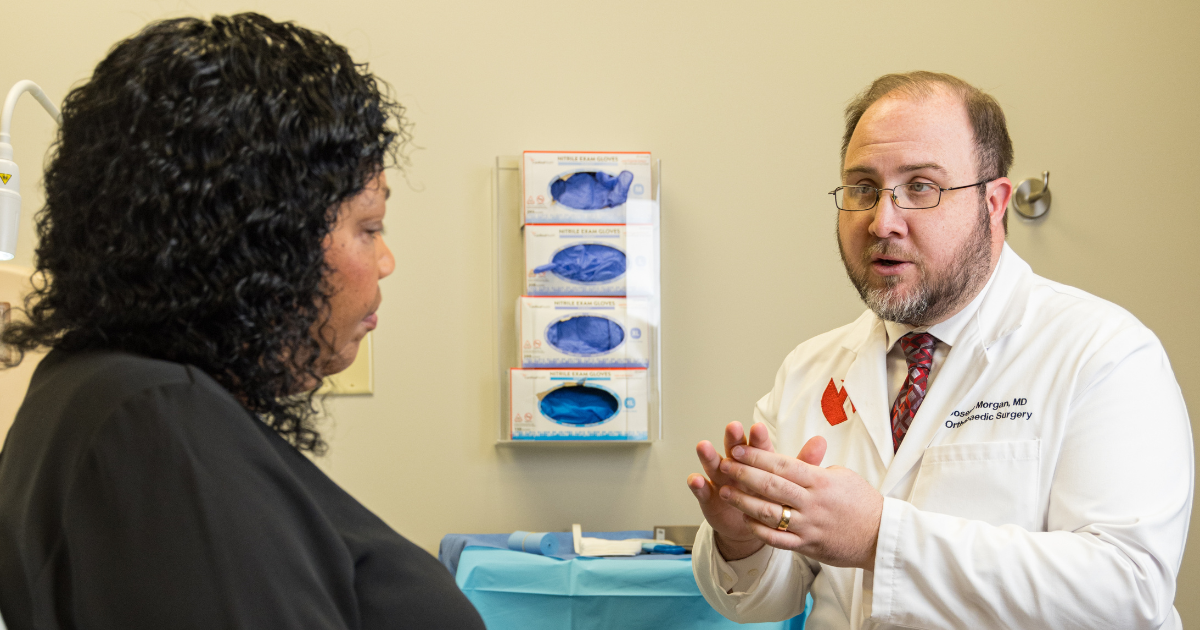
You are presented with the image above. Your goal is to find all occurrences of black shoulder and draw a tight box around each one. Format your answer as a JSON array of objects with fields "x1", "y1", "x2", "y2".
[
  {"x1": 26, "y1": 351, "x2": 194, "y2": 406},
  {"x1": 5, "y1": 351, "x2": 247, "y2": 485}
]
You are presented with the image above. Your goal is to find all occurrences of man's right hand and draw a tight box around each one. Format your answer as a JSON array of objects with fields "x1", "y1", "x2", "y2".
[{"x1": 687, "y1": 421, "x2": 773, "y2": 560}]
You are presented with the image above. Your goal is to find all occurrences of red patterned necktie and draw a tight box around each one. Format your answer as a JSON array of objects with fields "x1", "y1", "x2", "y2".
[{"x1": 891, "y1": 332, "x2": 937, "y2": 452}]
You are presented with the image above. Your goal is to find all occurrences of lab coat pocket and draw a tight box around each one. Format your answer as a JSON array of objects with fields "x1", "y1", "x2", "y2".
[{"x1": 907, "y1": 440, "x2": 1040, "y2": 531}]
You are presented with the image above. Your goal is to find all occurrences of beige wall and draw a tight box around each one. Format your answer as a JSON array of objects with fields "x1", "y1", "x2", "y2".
[{"x1": 2, "y1": 0, "x2": 1197, "y2": 623}]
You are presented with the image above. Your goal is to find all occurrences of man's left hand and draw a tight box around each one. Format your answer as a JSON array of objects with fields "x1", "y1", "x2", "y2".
[{"x1": 717, "y1": 432, "x2": 884, "y2": 571}]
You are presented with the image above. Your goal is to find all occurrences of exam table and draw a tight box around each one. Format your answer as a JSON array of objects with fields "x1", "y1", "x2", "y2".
[{"x1": 440, "y1": 531, "x2": 809, "y2": 630}]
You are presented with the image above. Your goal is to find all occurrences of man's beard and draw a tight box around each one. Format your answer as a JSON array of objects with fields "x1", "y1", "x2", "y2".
[{"x1": 838, "y1": 201, "x2": 993, "y2": 327}]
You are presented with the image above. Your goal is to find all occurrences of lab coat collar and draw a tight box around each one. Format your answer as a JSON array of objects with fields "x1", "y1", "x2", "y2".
[
  {"x1": 837, "y1": 243, "x2": 1033, "y2": 487},
  {"x1": 975, "y1": 243, "x2": 1031, "y2": 354}
]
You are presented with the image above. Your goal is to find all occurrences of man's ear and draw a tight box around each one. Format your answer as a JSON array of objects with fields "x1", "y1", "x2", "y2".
[{"x1": 987, "y1": 177, "x2": 1013, "y2": 234}]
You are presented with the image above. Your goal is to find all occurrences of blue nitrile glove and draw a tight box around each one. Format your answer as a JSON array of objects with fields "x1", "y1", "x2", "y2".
[
  {"x1": 546, "y1": 315, "x2": 625, "y2": 356},
  {"x1": 540, "y1": 385, "x2": 620, "y2": 425},
  {"x1": 550, "y1": 170, "x2": 635, "y2": 210},
  {"x1": 533, "y1": 244, "x2": 627, "y2": 283}
]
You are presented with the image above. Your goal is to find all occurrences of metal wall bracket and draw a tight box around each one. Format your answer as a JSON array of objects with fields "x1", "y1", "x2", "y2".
[{"x1": 1012, "y1": 170, "x2": 1051, "y2": 220}]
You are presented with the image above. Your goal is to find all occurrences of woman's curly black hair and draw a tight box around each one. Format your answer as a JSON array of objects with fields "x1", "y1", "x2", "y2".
[{"x1": 1, "y1": 13, "x2": 407, "y2": 452}]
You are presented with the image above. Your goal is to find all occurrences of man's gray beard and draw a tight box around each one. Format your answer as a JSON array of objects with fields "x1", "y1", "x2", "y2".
[{"x1": 839, "y1": 202, "x2": 992, "y2": 327}]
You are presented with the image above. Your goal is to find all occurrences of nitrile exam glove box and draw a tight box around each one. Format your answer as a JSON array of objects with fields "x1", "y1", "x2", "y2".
[
  {"x1": 519, "y1": 296, "x2": 650, "y2": 368},
  {"x1": 524, "y1": 224, "x2": 655, "y2": 297},
  {"x1": 522, "y1": 151, "x2": 653, "y2": 225},
  {"x1": 510, "y1": 368, "x2": 648, "y2": 441}
]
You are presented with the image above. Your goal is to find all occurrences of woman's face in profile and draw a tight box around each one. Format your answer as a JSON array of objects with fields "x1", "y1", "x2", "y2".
[{"x1": 317, "y1": 172, "x2": 395, "y2": 376}]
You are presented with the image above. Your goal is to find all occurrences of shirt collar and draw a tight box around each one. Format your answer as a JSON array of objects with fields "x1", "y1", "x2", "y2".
[{"x1": 882, "y1": 257, "x2": 1002, "y2": 353}]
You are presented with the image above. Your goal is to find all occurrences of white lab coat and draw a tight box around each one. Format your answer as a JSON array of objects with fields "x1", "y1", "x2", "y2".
[{"x1": 694, "y1": 244, "x2": 1193, "y2": 629}]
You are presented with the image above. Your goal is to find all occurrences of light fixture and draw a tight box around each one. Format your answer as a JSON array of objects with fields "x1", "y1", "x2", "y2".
[{"x1": 0, "y1": 81, "x2": 62, "y2": 261}]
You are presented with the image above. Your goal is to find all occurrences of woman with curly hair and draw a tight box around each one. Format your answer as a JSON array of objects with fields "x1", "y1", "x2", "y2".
[{"x1": 0, "y1": 13, "x2": 484, "y2": 630}]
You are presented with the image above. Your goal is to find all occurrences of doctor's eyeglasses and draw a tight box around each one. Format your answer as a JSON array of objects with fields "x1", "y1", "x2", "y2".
[{"x1": 829, "y1": 180, "x2": 992, "y2": 211}]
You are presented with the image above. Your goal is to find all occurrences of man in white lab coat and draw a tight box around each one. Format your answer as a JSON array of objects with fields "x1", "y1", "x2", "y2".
[{"x1": 687, "y1": 71, "x2": 1193, "y2": 629}]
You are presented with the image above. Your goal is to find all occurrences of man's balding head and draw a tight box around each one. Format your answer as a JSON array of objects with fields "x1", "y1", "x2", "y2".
[{"x1": 842, "y1": 72, "x2": 1013, "y2": 195}]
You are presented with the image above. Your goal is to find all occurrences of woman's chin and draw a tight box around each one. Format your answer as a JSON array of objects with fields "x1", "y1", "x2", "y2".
[
  {"x1": 289, "y1": 340, "x2": 363, "y2": 393},
  {"x1": 322, "y1": 341, "x2": 362, "y2": 378}
]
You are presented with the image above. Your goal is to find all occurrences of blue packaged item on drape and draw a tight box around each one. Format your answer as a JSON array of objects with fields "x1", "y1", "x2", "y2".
[
  {"x1": 539, "y1": 385, "x2": 620, "y2": 426},
  {"x1": 546, "y1": 316, "x2": 625, "y2": 356},
  {"x1": 550, "y1": 171, "x2": 635, "y2": 210},
  {"x1": 506, "y1": 531, "x2": 562, "y2": 556},
  {"x1": 534, "y1": 243, "x2": 627, "y2": 284}
]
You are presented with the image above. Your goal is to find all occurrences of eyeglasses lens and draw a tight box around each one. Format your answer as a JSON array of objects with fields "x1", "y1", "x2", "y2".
[
  {"x1": 837, "y1": 186, "x2": 877, "y2": 211},
  {"x1": 895, "y1": 183, "x2": 940, "y2": 209}
]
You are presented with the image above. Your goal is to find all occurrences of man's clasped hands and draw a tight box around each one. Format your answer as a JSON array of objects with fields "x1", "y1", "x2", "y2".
[{"x1": 686, "y1": 422, "x2": 886, "y2": 572}]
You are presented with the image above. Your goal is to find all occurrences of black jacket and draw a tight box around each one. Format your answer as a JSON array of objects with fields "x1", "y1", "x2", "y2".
[{"x1": 0, "y1": 350, "x2": 484, "y2": 629}]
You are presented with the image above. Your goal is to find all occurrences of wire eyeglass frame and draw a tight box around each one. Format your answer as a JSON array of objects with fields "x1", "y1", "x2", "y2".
[{"x1": 829, "y1": 179, "x2": 994, "y2": 211}]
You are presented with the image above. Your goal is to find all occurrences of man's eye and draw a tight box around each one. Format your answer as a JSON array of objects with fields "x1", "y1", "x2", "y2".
[{"x1": 907, "y1": 183, "x2": 935, "y2": 193}]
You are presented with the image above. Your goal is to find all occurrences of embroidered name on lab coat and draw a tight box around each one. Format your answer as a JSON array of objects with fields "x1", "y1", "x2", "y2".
[
  {"x1": 821, "y1": 379, "x2": 855, "y2": 426},
  {"x1": 945, "y1": 397, "x2": 1034, "y2": 428}
]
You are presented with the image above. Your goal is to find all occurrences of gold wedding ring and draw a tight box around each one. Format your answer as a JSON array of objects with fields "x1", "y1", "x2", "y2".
[{"x1": 776, "y1": 505, "x2": 792, "y2": 531}]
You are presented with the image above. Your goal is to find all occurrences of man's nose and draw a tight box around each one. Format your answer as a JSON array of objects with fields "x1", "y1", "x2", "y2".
[{"x1": 868, "y1": 190, "x2": 907, "y2": 239}]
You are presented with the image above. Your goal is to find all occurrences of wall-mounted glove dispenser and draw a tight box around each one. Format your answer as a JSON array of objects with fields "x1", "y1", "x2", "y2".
[{"x1": 494, "y1": 153, "x2": 661, "y2": 444}]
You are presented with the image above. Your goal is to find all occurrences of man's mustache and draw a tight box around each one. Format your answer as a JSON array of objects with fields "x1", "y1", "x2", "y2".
[{"x1": 862, "y1": 240, "x2": 921, "y2": 266}]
